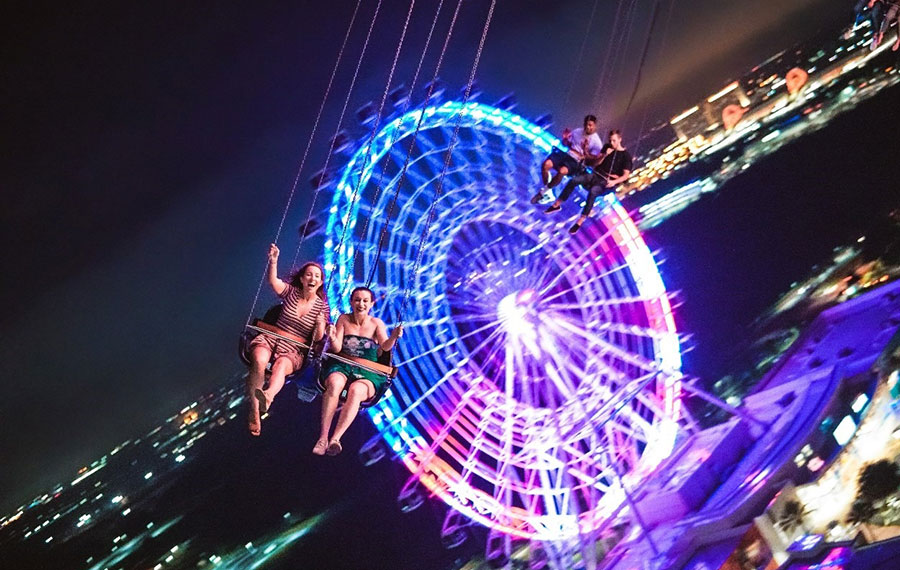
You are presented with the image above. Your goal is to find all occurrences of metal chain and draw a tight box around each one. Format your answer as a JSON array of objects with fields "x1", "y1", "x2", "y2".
[
  {"x1": 245, "y1": 0, "x2": 364, "y2": 326},
  {"x1": 398, "y1": 0, "x2": 497, "y2": 322}
]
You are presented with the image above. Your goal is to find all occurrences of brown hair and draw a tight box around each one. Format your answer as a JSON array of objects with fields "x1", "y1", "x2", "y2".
[
  {"x1": 349, "y1": 286, "x2": 375, "y2": 302},
  {"x1": 289, "y1": 261, "x2": 328, "y2": 301}
]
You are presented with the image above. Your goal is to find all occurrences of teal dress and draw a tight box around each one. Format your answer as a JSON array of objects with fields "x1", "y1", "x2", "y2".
[{"x1": 320, "y1": 334, "x2": 387, "y2": 397}]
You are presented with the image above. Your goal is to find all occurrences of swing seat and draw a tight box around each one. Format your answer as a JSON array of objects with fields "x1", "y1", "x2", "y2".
[
  {"x1": 239, "y1": 306, "x2": 399, "y2": 408},
  {"x1": 238, "y1": 304, "x2": 284, "y2": 366},
  {"x1": 361, "y1": 349, "x2": 394, "y2": 409},
  {"x1": 317, "y1": 348, "x2": 395, "y2": 409},
  {"x1": 238, "y1": 304, "x2": 325, "y2": 401}
]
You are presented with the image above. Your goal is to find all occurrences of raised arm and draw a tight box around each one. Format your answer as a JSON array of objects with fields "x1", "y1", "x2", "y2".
[
  {"x1": 266, "y1": 244, "x2": 287, "y2": 296},
  {"x1": 561, "y1": 127, "x2": 574, "y2": 149},
  {"x1": 375, "y1": 319, "x2": 403, "y2": 353}
]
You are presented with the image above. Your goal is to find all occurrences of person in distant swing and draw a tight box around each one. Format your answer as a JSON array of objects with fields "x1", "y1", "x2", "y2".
[
  {"x1": 852, "y1": 0, "x2": 884, "y2": 36},
  {"x1": 314, "y1": 286, "x2": 403, "y2": 456},
  {"x1": 246, "y1": 244, "x2": 329, "y2": 436},
  {"x1": 531, "y1": 114, "x2": 604, "y2": 204},
  {"x1": 875, "y1": 0, "x2": 900, "y2": 51},
  {"x1": 544, "y1": 129, "x2": 633, "y2": 234}
]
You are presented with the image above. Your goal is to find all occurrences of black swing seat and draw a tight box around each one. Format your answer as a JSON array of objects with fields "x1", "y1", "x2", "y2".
[
  {"x1": 320, "y1": 346, "x2": 396, "y2": 410},
  {"x1": 238, "y1": 304, "x2": 326, "y2": 402},
  {"x1": 238, "y1": 304, "x2": 397, "y2": 408}
]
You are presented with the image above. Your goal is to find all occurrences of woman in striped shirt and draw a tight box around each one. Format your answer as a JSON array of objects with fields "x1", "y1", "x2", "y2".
[{"x1": 247, "y1": 244, "x2": 329, "y2": 435}]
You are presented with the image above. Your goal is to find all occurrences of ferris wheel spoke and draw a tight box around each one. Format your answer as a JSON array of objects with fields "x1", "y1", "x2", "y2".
[
  {"x1": 535, "y1": 326, "x2": 639, "y2": 395},
  {"x1": 554, "y1": 315, "x2": 673, "y2": 370},
  {"x1": 536, "y1": 262, "x2": 638, "y2": 306},
  {"x1": 377, "y1": 325, "x2": 508, "y2": 437},
  {"x1": 325, "y1": 102, "x2": 683, "y2": 546},
  {"x1": 539, "y1": 313, "x2": 662, "y2": 373},
  {"x1": 633, "y1": 390, "x2": 676, "y2": 428},
  {"x1": 407, "y1": 383, "x2": 486, "y2": 479},
  {"x1": 543, "y1": 294, "x2": 668, "y2": 311},
  {"x1": 397, "y1": 317, "x2": 501, "y2": 365},
  {"x1": 457, "y1": 404, "x2": 499, "y2": 483},
  {"x1": 394, "y1": 311, "x2": 498, "y2": 330},
  {"x1": 533, "y1": 228, "x2": 622, "y2": 297}
]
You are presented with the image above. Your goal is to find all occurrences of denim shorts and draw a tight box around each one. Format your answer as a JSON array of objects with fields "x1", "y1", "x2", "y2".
[{"x1": 546, "y1": 149, "x2": 584, "y2": 174}]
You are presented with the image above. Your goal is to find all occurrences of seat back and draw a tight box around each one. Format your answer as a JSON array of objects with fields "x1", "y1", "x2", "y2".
[
  {"x1": 238, "y1": 304, "x2": 284, "y2": 366},
  {"x1": 359, "y1": 349, "x2": 393, "y2": 409}
]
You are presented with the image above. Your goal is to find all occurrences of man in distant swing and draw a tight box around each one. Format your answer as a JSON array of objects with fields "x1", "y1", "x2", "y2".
[
  {"x1": 544, "y1": 129, "x2": 633, "y2": 234},
  {"x1": 530, "y1": 114, "x2": 604, "y2": 204}
]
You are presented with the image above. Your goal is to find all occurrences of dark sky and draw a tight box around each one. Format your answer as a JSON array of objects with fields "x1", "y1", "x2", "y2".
[{"x1": 0, "y1": 0, "x2": 853, "y2": 512}]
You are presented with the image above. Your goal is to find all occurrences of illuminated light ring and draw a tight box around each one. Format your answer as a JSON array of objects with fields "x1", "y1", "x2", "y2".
[{"x1": 323, "y1": 101, "x2": 683, "y2": 541}]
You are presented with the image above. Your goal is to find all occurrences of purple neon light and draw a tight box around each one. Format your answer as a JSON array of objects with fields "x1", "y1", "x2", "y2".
[{"x1": 323, "y1": 101, "x2": 683, "y2": 540}]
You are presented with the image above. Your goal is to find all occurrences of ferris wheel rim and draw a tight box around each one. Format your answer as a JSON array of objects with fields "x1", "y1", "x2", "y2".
[{"x1": 321, "y1": 99, "x2": 683, "y2": 541}]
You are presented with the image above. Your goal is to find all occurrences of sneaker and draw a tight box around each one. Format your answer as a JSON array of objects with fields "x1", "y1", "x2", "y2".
[
  {"x1": 326, "y1": 439, "x2": 343, "y2": 456},
  {"x1": 530, "y1": 187, "x2": 547, "y2": 204},
  {"x1": 544, "y1": 204, "x2": 561, "y2": 214},
  {"x1": 568, "y1": 222, "x2": 582, "y2": 234}
]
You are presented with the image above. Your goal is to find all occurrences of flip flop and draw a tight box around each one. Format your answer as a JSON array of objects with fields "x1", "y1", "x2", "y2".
[{"x1": 254, "y1": 388, "x2": 271, "y2": 415}]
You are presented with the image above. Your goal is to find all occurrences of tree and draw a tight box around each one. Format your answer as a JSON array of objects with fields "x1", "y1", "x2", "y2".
[
  {"x1": 847, "y1": 499, "x2": 875, "y2": 525},
  {"x1": 858, "y1": 460, "x2": 900, "y2": 502},
  {"x1": 777, "y1": 500, "x2": 808, "y2": 534}
]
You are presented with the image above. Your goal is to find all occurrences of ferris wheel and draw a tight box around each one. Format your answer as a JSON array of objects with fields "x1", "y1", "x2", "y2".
[{"x1": 321, "y1": 99, "x2": 684, "y2": 567}]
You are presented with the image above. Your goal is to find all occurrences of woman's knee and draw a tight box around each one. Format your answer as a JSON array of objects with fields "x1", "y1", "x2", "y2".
[
  {"x1": 347, "y1": 381, "x2": 373, "y2": 402},
  {"x1": 271, "y1": 357, "x2": 294, "y2": 377},
  {"x1": 542, "y1": 159, "x2": 553, "y2": 170},
  {"x1": 324, "y1": 373, "x2": 345, "y2": 395},
  {"x1": 250, "y1": 348, "x2": 270, "y2": 371}
]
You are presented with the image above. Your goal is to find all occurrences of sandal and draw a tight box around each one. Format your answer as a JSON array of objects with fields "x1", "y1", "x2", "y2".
[
  {"x1": 254, "y1": 388, "x2": 272, "y2": 415},
  {"x1": 312, "y1": 439, "x2": 328, "y2": 456},
  {"x1": 326, "y1": 439, "x2": 343, "y2": 456}
]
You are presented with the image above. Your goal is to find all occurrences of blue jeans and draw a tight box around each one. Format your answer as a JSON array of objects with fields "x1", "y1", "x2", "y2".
[{"x1": 557, "y1": 172, "x2": 611, "y2": 216}]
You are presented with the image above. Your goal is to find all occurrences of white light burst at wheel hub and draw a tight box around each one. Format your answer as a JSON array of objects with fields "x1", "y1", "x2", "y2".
[{"x1": 323, "y1": 101, "x2": 683, "y2": 541}]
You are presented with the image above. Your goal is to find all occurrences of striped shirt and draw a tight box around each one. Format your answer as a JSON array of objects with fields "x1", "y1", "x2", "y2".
[{"x1": 276, "y1": 284, "x2": 329, "y2": 341}]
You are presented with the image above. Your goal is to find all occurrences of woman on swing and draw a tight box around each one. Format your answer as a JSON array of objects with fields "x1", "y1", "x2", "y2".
[
  {"x1": 247, "y1": 244, "x2": 329, "y2": 436},
  {"x1": 315, "y1": 286, "x2": 403, "y2": 456}
]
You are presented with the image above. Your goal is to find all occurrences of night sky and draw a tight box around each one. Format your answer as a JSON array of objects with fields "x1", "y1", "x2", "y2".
[{"x1": 0, "y1": 0, "x2": 866, "y2": 513}]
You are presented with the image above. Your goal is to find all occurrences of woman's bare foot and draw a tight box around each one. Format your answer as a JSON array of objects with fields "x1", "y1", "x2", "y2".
[
  {"x1": 312, "y1": 439, "x2": 328, "y2": 456},
  {"x1": 248, "y1": 412, "x2": 261, "y2": 436}
]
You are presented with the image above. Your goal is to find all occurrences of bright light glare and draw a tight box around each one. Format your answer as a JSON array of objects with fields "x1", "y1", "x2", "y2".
[{"x1": 833, "y1": 415, "x2": 857, "y2": 445}]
